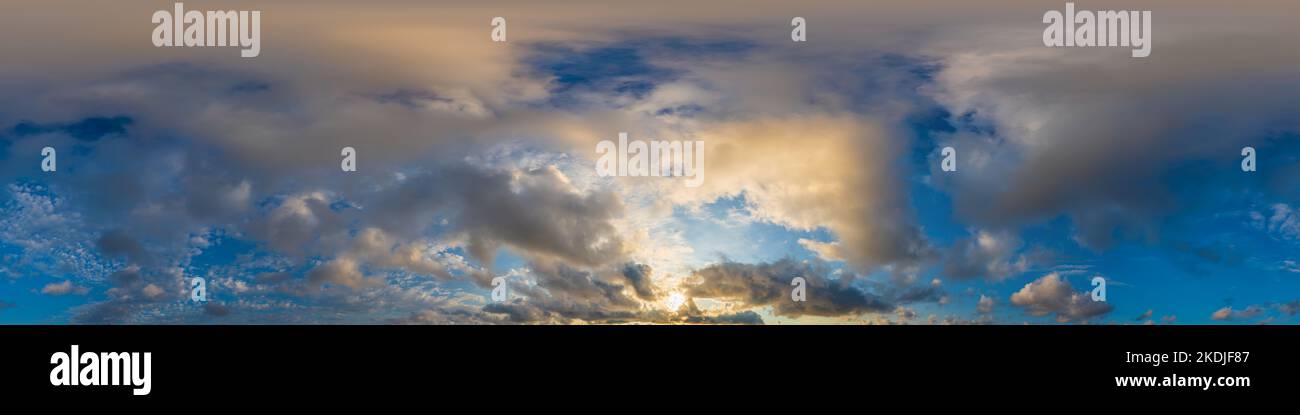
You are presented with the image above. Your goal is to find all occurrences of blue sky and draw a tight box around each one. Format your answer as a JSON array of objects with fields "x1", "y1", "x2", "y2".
[{"x1": 0, "y1": 1, "x2": 1298, "y2": 324}]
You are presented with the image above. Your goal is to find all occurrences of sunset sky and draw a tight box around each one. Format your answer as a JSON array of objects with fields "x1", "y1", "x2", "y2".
[{"x1": 1, "y1": 0, "x2": 1298, "y2": 324}]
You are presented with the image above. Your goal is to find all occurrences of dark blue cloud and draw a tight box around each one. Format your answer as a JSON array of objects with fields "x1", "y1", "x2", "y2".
[
  {"x1": 373, "y1": 89, "x2": 456, "y2": 109},
  {"x1": 229, "y1": 80, "x2": 271, "y2": 94},
  {"x1": 523, "y1": 36, "x2": 755, "y2": 107},
  {"x1": 10, "y1": 116, "x2": 132, "y2": 142}
]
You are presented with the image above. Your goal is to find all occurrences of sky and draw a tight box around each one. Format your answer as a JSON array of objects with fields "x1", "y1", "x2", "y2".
[{"x1": 0, "y1": 0, "x2": 1297, "y2": 324}]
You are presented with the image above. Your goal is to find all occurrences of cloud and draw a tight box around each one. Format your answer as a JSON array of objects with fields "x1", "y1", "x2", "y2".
[
  {"x1": 249, "y1": 191, "x2": 342, "y2": 255},
  {"x1": 1135, "y1": 309, "x2": 1153, "y2": 321},
  {"x1": 362, "y1": 164, "x2": 628, "y2": 269},
  {"x1": 1253, "y1": 204, "x2": 1300, "y2": 240},
  {"x1": 41, "y1": 280, "x2": 89, "y2": 296},
  {"x1": 96, "y1": 230, "x2": 147, "y2": 264},
  {"x1": 0, "y1": 0, "x2": 1297, "y2": 325},
  {"x1": 0, "y1": 184, "x2": 110, "y2": 282},
  {"x1": 690, "y1": 311, "x2": 764, "y2": 325},
  {"x1": 306, "y1": 258, "x2": 382, "y2": 292},
  {"x1": 925, "y1": 15, "x2": 1300, "y2": 250},
  {"x1": 895, "y1": 306, "x2": 917, "y2": 321},
  {"x1": 339, "y1": 228, "x2": 454, "y2": 281},
  {"x1": 942, "y1": 230, "x2": 1034, "y2": 281},
  {"x1": 674, "y1": 116, "x2": 934, "y2": 274},
  {"x1": 684, "y1": 258, "x2": 893, "y2": 318},
  {"x1": 976, "y1": 294, "x2": 994, "y2": 314},
  {"x1": 1211, "y1": 305, "x2": 1265, "y2": 321},
  {"x1": 0, "y1": 5, "x2": 981, "y2": 325},
  {"x1": 798, "y1": 238, "x2": 845, "y2": 263},
  {"x1": 69, "y1": 265, "x2": 187, "y2": 323},
  {"x1": 10, "y1": 116, "x2": 131, "y2": 142},
  {"x1": 141, "y1": 284, "x2": 165, "y2": 299},
  {"x1": 1281, "y1": 261, "x2": 1300, "y2": 274},
  {"x1": 679, "y1": 300, "x2": 765, "y2": 324},
  {"x1": 620, "y1": 263, "x2": 658, "y2": 301},
  {"x1": 1278, "y1": 301, "x2": 1300, "y2": 316},
  {"x1": 390, "y1": 306, "x2": 502, "y2": 325},
  {"x1": 1009, "y1": 273, "x2": 1112, "y2": 322},
  {"x1": 438, "y1": 165, "x2": 628, "y2": 268},
  {"x1": 203, "y1": 302, "x2": 231, "y2": 317},
  {"x1": 476, "y1": 257, "x2": 652, "y2": 324}
]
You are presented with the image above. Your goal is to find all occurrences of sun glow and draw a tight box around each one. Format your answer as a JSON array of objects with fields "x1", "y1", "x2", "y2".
[{"x1": 664, "y1": 292, "x2": 687, "y2": 311}]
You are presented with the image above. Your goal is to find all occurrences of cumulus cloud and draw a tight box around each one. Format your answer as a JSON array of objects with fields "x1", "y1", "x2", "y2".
[
  {"x1": 69, "y1": 265, "x2": 187, "y2": 323},
  {"x1": 474, "y1": 257, "x2": 658, "y2": 324},
  {"x1": 96, "y1": 230, "x2": 147, "y2": 264},
  {"x1": 976, "y1": 294, "x2": 994, "y2": 314},
  {"x1": 1009, "y1": 273, "x2": 1112, "y2": 322},
  {"x1": 942, "y1": 230, "x2": 1034, "y2": 281},
  {"x1": 1211, "y1": 305, "x2": 1265, "y2": 321},
  {"x1": 41, "y1": 280, "x2": 89, "y2": 296},
  {"x1": 684, "y1": 258, "x2": 894, "y2": 318},
  {"x1": 620, "y1": 263, "x2": 658, "y2": 301},
  {"x1": 798, "y1": 238, "x2": 845, "y2": 263},
  {"x1": 306, "y1": 258, "x2": 382, "y2": 292}
]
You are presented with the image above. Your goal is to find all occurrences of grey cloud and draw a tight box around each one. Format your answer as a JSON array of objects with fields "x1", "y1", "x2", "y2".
[
  {"x1": 1135, "y1": 309, "x2": 1153, "y2": 321},
  {"x1": 620, "y1": 263, "x2": 657, "y2": 301},
  {"x1": 685, "y1": 258, "x2": 893, "y2": 318},
  {"x1": 390, "y1": 307, "x2": 502, "y2": 325},
  {"x1": 447, "y1": 166, "x2": 627, "y2": 268},
  {"x1": 365, "y1": 164, "x2": 627, "y2": 270},
  {"x1": 250, "y1": 192, "x2": 347, "y2": 256},
  {"x1": 306, "y1": 258, "x2": 381, "y2": 292},
  {"x1": 1278, "y1": 301, "x2": 1300, "y2": 317},
  {"x1": 1009, "y1": 273, "x2": 1112, "y2": 322},
  {"x1": 683, "y1": 310, "x2": 764, "y2": 325},
  {"x1": 928, "y1": 27, "x2": 1300, "y2": 250},
  {"x1": 482, "y1": 300, "x2": 552, "y2": 324},
  {"x1": 71, "y1": 265, "x2": 186, "y2": 323},
  {"x1": 484, "y1": 258, "x2": 645, "y2": 323},
  {"x1": 8, "y1": 1, "x2": 1295, "y2": 325},
  {"x1": 96, "y1": 230, "x2": 147, "y2": 263},
  {"x1": 884, "y1": 282, "x2": 946, "y2": 305},
  {"x1": 941, "y1": 230, "x2": 1034, "y2": 281},
  {"x1": 203, "y1": 302, "x2": 231, "y2": 317}
]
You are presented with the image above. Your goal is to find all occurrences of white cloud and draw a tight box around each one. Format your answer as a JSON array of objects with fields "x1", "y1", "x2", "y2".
[
  {"x1": 41, "y1": 280, "x2": 89, "y2": 296},
  {"x1": 1210, "y1": 305, "x2": 1264, "y2": 321},
  {"x1": 976, "y1": 294, "x2": 994, "y2": 314},
  {"x1": 1009, "y1": 273, "x2": 1111, "y2": 322}
]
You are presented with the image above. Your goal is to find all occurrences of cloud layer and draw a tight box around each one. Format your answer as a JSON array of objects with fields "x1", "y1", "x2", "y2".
[{"x1": 0, "y1": 1, "x2": 1297, "y2": 324}]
